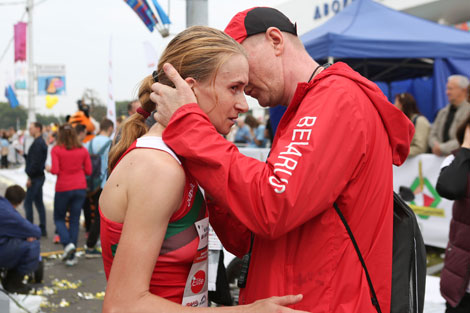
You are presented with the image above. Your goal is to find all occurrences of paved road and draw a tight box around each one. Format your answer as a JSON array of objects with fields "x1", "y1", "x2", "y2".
[{"x1": 0, "y1": 169, "x2": 107, "y2": 313}]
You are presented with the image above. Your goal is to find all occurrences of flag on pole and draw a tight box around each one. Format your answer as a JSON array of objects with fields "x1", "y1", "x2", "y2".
[
  {"x1": 14, "y1": 22, "x2": 27, "y2": 62},
  {"x1": 5, "y1": 85, "x2": 19, "y2": 108},
  {"x1": 123, "y1": 0, "x2": 158, "y2": 32},
  {"x1": 150, "y1": 0, "x2": 171, "y2": 25},
  {"x1": 107, "y1": 38, "x2": 116, "y2": 126}
]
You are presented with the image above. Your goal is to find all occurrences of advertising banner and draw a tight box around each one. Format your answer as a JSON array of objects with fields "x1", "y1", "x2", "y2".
[
  {"x1": 393, "y1": 154, "x2": 452, "y2": 249},
  {"x1": 36, "y1": 64, "x2": 66, "y2": 95}
]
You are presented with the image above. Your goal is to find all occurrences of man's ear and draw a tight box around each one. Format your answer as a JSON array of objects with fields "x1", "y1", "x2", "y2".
[{"x1": 265, "y1": 27, "x2": 284, "y2": 56}]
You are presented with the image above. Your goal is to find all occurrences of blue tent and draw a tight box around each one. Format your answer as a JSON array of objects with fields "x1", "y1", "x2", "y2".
[{"x1": 300, "y1": 0, "x2": 470, "y2": 122}]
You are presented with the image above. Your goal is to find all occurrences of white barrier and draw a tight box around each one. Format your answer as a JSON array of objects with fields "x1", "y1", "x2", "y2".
[{"x1": 393, "y1": 154, "x2": 452, "y2": 249}]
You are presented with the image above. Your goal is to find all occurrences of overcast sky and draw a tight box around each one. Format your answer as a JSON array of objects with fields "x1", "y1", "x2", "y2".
[{"x1": 0, "y1": 0, "x2": 286, "y2": 116}]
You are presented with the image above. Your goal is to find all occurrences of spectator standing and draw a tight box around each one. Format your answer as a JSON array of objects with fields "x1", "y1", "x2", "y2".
[
  {"x1": 436, "y1": 115, "x2": 470, "y2": 313},
  {"x1": 24, "y1": 122, "x2": 48, "y2": 237},
  {"x1": 233, "y1": 117, "x2": 252, "y2": 144},
  {"x1": 48, "y1": 124, "x2": 92, "y2": 266},
  {"x1": 128, "y1": 100, "x2": 140, "y2": 116},
  {"x1": 0, "y1": 185, "x2": 41, "y2": 294},
  {"x1": 394, "y1": 92, "x2": 431, "y2": 157},
  {"x1": 75, "y1": 124, "x2": 87, "y2": 143},
  {"x1": 245, "y1": 114, "x2": 267, "y2": 148},
  {"x1": 83, "y1": 118, "x2": 114, "y2": 258},
  {"x1": 1, "y1": 130, "x2": 9, "y2": 168},
  {"x1": 429, "y1": 75, "x2": 470, "y2": 156}
]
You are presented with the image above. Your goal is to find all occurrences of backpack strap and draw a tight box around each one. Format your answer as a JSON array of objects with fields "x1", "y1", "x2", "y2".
[
  {"x1": 333, "y1": 202, "x2": 382, "y2": 313},
  {"x1": 96, "y1": 139, "x2": 112, "y2": 156},
  {"x1": 412, "y1": 115, "x2": 419, "y2": 126},
  {"x1": 88, "y1": 138, "x2": 95, "y2": 154}
]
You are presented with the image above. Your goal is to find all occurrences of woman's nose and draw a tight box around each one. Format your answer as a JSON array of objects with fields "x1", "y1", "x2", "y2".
[{"x1": 236, "y1": 95, "x2": 249, "y2": 113}]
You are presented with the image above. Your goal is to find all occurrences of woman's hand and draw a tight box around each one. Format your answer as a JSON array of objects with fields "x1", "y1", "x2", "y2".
[{"x1": 245, "y1": 294, "x2": 310, "y2": 313}]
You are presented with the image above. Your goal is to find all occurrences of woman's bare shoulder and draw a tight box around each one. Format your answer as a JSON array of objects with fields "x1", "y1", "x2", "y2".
[{"x1": 100, "y1": 148, "x2": 185, "y2": 222}]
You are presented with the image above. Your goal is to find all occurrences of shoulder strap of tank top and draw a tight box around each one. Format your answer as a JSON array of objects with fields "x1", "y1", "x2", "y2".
[{"x1": 135, "y1": 136, "x2": 181, "y2": 164}]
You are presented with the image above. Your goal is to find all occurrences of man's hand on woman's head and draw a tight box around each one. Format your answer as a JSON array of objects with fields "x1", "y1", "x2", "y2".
[{"x1": 150, "y1": 63, "x2": 197, "y2": 127}]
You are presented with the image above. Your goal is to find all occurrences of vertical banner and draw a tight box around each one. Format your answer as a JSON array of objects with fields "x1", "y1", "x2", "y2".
[
  {"x1": 14, "y1": 22, "x2": 27, "y2": 62},
  {"x1": 143, "y1": 41, "x2": 158, "y2": 69},
  {"x1": 107, "y1": 38, "x2": 116, "y2": 126}
]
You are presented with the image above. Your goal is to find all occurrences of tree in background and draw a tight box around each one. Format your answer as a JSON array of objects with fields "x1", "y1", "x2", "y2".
[
  {"x1": 0, "y1": 102, "x2": 27, "y2": 130},
  {"x1": 36, "y1": 114, "x2": 65, "y2": 127}
]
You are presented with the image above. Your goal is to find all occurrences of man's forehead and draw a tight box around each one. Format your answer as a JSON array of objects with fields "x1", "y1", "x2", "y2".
[{"x1": 447, "y1": 79, "x2": 461, "y2": 87}]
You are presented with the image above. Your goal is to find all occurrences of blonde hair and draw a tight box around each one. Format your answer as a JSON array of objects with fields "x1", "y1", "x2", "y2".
[{"x1": 108, "y1": 26, "x2": 246, "y2": 171}]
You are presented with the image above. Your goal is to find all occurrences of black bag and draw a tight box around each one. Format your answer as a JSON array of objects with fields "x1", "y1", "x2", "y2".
[
  {"x1": 86, "y1": 139, "x2": 111, "y2": 194},
  {"x1": 334, "y1": 192, "x2": 426, "y2": 313}
]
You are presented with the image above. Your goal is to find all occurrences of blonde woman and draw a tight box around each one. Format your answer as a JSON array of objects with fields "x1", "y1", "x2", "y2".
[{"x1": 100, "y1": 26, "x2": 306, "y2": 313}]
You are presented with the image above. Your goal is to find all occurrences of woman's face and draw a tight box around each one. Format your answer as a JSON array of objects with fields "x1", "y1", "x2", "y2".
[{"x1": 193, "y1": 54, "x2": 249, "y2": 135}]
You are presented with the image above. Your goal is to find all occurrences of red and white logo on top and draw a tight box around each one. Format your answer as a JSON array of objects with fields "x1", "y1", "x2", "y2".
[{"x1": 190, "y1": 270, "x2": 205, "y2": 294}]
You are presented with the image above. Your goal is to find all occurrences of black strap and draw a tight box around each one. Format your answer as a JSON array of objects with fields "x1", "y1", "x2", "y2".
[
  {"x1": 237, "y1": 233, "x2": 254, "y2": 288},
  {"x1": 307, "y1": 63, "x2": 333, "y2": 83},
  {"x1": 333, "y1": 202, "x2": 382, "y2": 313}
]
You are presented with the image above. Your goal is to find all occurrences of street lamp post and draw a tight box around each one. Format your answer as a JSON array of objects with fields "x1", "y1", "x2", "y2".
[{"x1": 26, "y1": 0, "x2": 35, "y2": 124}]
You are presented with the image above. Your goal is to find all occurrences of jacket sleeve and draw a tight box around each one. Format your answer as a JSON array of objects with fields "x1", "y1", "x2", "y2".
[
  {"x1": 440, "y1": 139, "x2": 460, "y2": 156},
  {"x1": 436, "y1": 148, "x2": 470, "y2": 200},
  {"x1": 163, "y1": 86, "x2": 367, "y2": 239},
  {"x1": 50, "y1": 146, "x2": 60, "y2": 175},
  {"x1": 428, "y1": 110, "x2": 444, "y2": 149},
  {"x1": 0, "y1": 200, "x2": 41, "y2": 239},
  {"x1": 409, "y1": 116, "x2": 430, "y2": 156},
  {"x1": 206, "y1": 199, "x2": 251, "y2": 258}
]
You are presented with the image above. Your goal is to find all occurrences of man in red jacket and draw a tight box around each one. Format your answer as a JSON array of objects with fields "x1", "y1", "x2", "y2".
[{"x1": 151, "y1": 7, "x2": 414, "y2": 313}]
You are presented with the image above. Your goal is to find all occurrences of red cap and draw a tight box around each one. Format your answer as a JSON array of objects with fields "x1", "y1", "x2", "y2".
[{"x1": 225, "y1": 7, "x2": 297, "y2": 43}]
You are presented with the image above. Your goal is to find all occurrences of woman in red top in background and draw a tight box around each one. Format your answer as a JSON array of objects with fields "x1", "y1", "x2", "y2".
[{"x1": 48, "y1": 124, "x2": 91, "y2": 266}]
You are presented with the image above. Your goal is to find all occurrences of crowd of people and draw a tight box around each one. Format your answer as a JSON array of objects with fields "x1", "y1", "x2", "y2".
[
  {"x1": 0, "y1": 102, "x2": 116, "y2": 292},
  {"x1": 393, "y1": 74, "x2": 470, "y2": 158},
  {"x1": 0, "y1": 6, "x2": 469, "y2": 313}
]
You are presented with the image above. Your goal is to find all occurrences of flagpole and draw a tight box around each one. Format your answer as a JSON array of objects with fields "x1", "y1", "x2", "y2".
[
  {"x1": 26, "y1": 0, "x2": 35, "y2": 123},
  {"x1": 106, "y1": 37, "x2": 116, "y2": 127},
  {"x1": 186, "y1": 0, "x2": 207, "y2": 27}
]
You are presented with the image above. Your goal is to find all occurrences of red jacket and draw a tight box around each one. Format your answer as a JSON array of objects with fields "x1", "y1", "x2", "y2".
[
  {"x1": 163, "y1": 63, "x2": 414, "y2": 313},
  {"x1": 50, "y1": 145, "x2": 92, "y2": 192}
]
